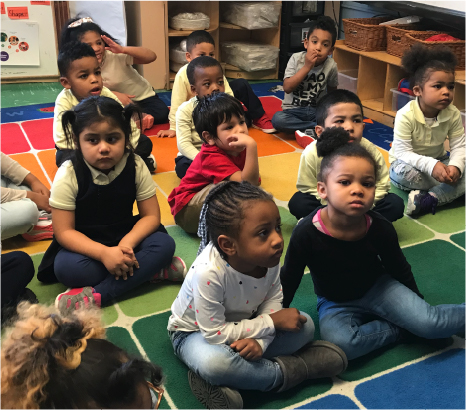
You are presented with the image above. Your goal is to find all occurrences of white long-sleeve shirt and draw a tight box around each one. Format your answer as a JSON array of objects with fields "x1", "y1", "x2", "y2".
[
  {"x1": 389, "y1": 98, "x2": 465, "y2": 176},
  {"x1": 168, "y1": 243, "x2": 283, "y2": 353}
]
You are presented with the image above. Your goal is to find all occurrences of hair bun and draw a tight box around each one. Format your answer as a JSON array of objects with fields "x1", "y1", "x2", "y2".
[{"x1": 316, "y1": 127, "x2": 351, "y2": 157}]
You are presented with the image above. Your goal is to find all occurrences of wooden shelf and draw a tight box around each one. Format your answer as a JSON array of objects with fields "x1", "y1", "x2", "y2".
[
  {"x1": 362, "y1": 98, "x2": 384, "y2": 112},
  {"x1": 220, "y1": 22, "x2": 246, "y2": 30},
  {"x1": 225, "y1": 63, "x2": 277, "y2": 80},
  {"x1": 168, "y1": 25, "x2": 218, "y2": 37}
]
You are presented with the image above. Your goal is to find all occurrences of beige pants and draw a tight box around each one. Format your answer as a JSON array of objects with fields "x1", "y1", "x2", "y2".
[{"x1": 175, "y1": 184, "x2": 215, "y2": 234}]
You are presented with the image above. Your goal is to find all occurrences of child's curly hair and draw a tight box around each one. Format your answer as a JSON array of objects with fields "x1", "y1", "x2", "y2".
[
  {"x1": 1, "y1": 302, "x2": 162, "y2": 409},
  {"x1": 401, "y1": 43, "x2": 457, "y2": 88}
]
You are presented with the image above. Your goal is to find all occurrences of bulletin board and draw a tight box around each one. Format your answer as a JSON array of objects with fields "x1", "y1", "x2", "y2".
[{"x1": 1, "y1": 1, "x2": 59, "y2": 81}]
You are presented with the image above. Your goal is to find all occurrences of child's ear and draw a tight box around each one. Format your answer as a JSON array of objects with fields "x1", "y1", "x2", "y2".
[
  {"x1": 317, "y1": 181, "x2": 327, "y2": 199},
  {"x1": 315, "y1": 125, "x2": 324, "y2": 137},
  {"x1": 203, "y1": 131, "x2": 216, "y2": 146},
  {"x1": 303, "y1": 38, "x2": 309, "y2": 49},
  {"x1": 190, "y1": 84, "x2": 198, "y2": 96},
  {"x1": 328, "y1": 46, "x2": 335, "y2": 56},
  {"x1": 185, "y1": 52, "x2": 192, "y2": 62},
  {"x1": 217, "y1": 235, "x2": 236, "y2": 256},
  {"x1": 60, "y1": 76, "x2": 72, "y2": 89},
  {"x1": 413, "y1": 85, "x2": 422, "y2": 97}
]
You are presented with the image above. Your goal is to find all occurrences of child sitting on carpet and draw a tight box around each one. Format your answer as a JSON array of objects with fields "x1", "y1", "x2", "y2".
[
  {"x1": 171, "y1": 56, "x2": 231, "y2": 179},
  {"x1": 168, "y1": 181, "x2": 347, "y2": 409},
  {"x1": 271, "y1": 16, "x2": 339, "y2": 147},
  {"x1": 168, "y1": 92, "x2": 261, "y2": 234},
  {"x1": 389, "y1": 44, "x2": 465, "y2": 216},
  {"x1": 281, "y1": 127, "x2": 465, "y2": 360},
  {"x1": 61, "y1": 17, "x2": 169, "y2": 129},
  {"x1": 288, "y1": 90, "x2": 404, "y2": 222},
  {"x1": 1, "y1": 302, "x2": 165, "y2": 409},
  {"x1": 157, "y1": 29, "x2": 275, "y2": 140},
  {"x1": 53, "y1": 41, "x2": 156, "y2": 172},
  {"x1": 38, "y1": 96, "x2": 186, "y2": 313},
  {"x1": 1, "y1": 152, "x2": 53, "y2": 241}
]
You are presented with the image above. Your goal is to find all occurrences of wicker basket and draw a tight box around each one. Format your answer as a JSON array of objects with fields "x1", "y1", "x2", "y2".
[
  {"x1": 343, "y1": 17, "x2": 391, "y2": 52},
  {"x1": 386, "y1": 25, "x2": 441, "y2": 58},
  {"x1": 404, "y1": 32, "x2": 465, "y2": 69}
]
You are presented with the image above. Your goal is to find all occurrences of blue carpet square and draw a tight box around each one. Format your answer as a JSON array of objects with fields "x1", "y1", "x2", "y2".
[
  {"x1": 355, "y1": 348, "x2": 465, "y2": 409},
  {"x1": 363, "y1": 120, "x2": 394, "y2": 151},
  {"x1": 296, "y1": 394, "x2": 359, "y2": 409},
  {"x1": 1, "y1": 103, "x2": 54, "y2": 123}
]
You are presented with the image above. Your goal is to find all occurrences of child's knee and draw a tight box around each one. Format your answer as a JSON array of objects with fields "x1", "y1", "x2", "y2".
[
  {"x1": 300, "y1": 311, "x2": 315, "y2": 340},
  {"x1": 319, "y1": 326, "x2": 359, "y2": 360},
  {"x1": 271, "y1": 111, "x2": 286, "y2": 128}
]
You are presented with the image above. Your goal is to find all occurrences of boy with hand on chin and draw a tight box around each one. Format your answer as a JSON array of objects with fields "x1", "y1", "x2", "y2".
[
  {"x1": 53, "y1": 42, "x2": 155, "y2": 171},
  {"x1": 272, "y1": 16, "x2": 339, "y2": 148}
]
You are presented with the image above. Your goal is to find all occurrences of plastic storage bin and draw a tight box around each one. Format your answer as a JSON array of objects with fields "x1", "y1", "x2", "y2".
[
  {"x1": 221, "y1": 2, "x2": 281, "y2": 30},
  {"x1": 337, "y1": 69, "x2": 358, "y2": 94},
  {"x1": 169, "y1": 12, "x2": 210, "y2": 31},
  {"x1": 221, "y1": 42, "x2": 279, "y2": 72},
  {"x1": 391, "y1": 88, "x2": 415, "y2": 111},
  {"x1": 169, "y1": 46, "x2": 188, "y2": 65}
]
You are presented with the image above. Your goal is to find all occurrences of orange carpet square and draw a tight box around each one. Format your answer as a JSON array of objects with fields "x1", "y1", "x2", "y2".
[
  {"x1": 37, "y1": 149, "x2": 59, "y2": 183},
  {"x1": 10, "y1": 153, "x2": 51, "y2": 189}
]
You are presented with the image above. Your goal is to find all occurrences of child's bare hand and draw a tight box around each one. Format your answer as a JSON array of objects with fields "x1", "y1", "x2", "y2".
[
  {"x1": 101, "y1": 246, "x2": 135, "y2": 279},
  {"x1": 112, "y1": 91, "x2": 135, "y2": 106},
  {"x1": 118, "y1": 245, "x2": 139, "y2": 277},
  {"x1": 432, "y1": 162, "x2": 452, "y2": 183},
  {"x1": 26, "y1": 191, "x2": 52, "y2": 213},
  {"x1": 446, "y1": 165, "x2": 461, "y2": 184},
  {"x1": 305, "y1": 48, "x2": 318, "y2": 68},
  {"x1": 230, "y1": 338, "x2": 263, "y2": 361},
  {"x1": 156, "y1": 129, "x2": 176, "y2": 138},
  {"x1": 270, "y1": 308, "x2": 307, "y2": 332},
  {"x1": 227, "y1": 134, "x2": 256, "y2": 151},
  {"x1": 102, "y1": 35, "x2": 125, "y2": 54},
  {"x1": 29, "y1": 179, "x2": 50, "y2": 197}
]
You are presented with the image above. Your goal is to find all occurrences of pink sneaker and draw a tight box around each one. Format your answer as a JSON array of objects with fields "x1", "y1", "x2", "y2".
[
  {"x1": 136, "y1": 114, "x2": 154, "y2": 132},
  {"x1": 151, "y1": 256, "x2": 187, "y2": 283},
  {"x1": 22, "y1": 218, "x2": 53, "y2": 241},
  {"x1": 55, "y1": 287, "x2": 101, "y2": 314},
  {"x1": 252, "y1": 114, "x2": 276, "y2": 134},
  {"x1": 295, "y1": 129, "x2": 316, "y2": 149}
]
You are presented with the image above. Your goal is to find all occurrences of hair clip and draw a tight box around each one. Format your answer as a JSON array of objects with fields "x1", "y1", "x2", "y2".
[{"x1": 68, "y1": 17, "x2": 94, "y2": 28}]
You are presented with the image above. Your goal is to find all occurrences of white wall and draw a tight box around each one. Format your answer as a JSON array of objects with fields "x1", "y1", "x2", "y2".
[
  {"x1": 68, "y1": 1, "x2": 127, "y2": 46},
  {"x1": 408, "y1": 0, "x2": 465, "y2": 13}
]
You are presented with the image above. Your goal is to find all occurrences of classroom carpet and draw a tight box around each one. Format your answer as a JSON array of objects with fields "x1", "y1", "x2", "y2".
[{"x1": 1, "y1": 82, "x2": 465, "y2": 409}]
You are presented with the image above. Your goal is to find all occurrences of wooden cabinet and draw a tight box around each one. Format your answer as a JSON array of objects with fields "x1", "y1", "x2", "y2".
[
  {"x1": 127, "y1": 1, "x2": 281, "y2": 90},
  {"x1": 333, "y1": 40, "x2": 466, "y2": 127}
]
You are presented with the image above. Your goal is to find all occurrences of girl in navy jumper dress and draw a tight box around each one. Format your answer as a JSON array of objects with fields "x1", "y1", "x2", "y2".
[{"x1": 38, "y1": 96, "x2": 186, "y2": 312}]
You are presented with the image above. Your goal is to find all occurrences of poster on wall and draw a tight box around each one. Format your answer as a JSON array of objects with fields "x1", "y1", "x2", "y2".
[{"x1": 1, "y1": 20, "x2": 39, "y2": 65}]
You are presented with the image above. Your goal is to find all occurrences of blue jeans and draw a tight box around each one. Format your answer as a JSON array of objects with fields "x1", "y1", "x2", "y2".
[
  {"x1": 318, "y1": 275, "x2": 465, "y2": 360},
  {"x1": 390, "y1": 156, "x2": 465, "y2": 206},
  {"x1": 54, "y1": 231, "x2": 175, "y2": 304},
  {"x1": 271, "y1": 106, "x2": 316, "y2": 133},
  {"x1": 170, "y1": 311, "x2": 315, "y2": 391}
]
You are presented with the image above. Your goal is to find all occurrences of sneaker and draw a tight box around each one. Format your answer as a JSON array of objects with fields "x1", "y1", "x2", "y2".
[
  {"x1": 151, "y1": 256, "x2": 187, "y2": 283},
  {"x1": 252, "y1": 114, "x2": 276, "y2": 134},
  {"x1": 295, "y1": 129, "x2": 316, "y2": 149},
  {"x1": 188, "y1": 370, "x2": 243, "y2": 409},
  {"x1": 22, "y1": 218, "x2": 53, "y2": 241},
  {"x1": 145, "y1": 153, "x2": 157, "y2": 173},
  {"x1": 55, "y1": 287, "x2": 101, "y2": 314},
  {"x1": 406, "y1": 190, "x2": 439, "y2": 216}
]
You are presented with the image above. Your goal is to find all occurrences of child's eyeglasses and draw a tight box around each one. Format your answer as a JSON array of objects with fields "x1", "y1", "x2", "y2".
[
  {"x1": 68, "y1": 17, "x2": 94, "y2": 28},
  {"x1": 148, "y1": 382, "x2": 164, "y2": 409}
]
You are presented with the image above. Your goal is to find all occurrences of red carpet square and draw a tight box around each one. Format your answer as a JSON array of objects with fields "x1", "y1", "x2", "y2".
[
  {"x1": 1, "y1": 123, "x2": 30, "y2": 154},
  {"x1": 21, "y1": 118, "x2": 55, "y2": 150}
]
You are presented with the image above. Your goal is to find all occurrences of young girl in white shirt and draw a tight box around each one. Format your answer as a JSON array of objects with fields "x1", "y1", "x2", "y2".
[
  {"x1": 38, "y1": 96, "x2": 185, "y2": 313},
  {"x1": 61, "y1": 17, "x2": 169, "y2": 128},
  {"x1": 167, "y1": 181, "x2": 347, "y2": 409},
  {"x1": 389, "y1": 44, "x2": 465, "y2": 216}
]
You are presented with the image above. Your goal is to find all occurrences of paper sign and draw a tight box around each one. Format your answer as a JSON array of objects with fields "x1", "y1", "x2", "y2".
[
  {"x1": 30, "y1": 1, "x2": 51, "y2": 5},
  {"x1": 1, "y1": 21, "x2": 39, "y2": 66},
  {"x1": 1, "y1": 3, "x2": 5, "y2": 14},
  {"x1": 7, "y1": 7, "x2": 29, "y2": 19}
]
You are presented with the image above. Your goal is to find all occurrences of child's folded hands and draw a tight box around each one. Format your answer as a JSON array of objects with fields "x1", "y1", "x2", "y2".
[{"x1": 230, "y1": 338, "x2": 263, "y2": 361}]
